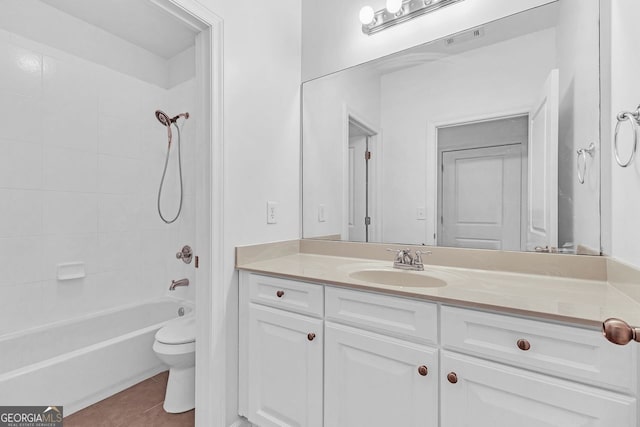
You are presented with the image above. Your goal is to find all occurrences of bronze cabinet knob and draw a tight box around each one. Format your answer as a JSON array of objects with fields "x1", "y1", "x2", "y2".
[
  {"x1": 447, "y1": 372, "x2": 458, "y2": 384},
  {"x1": 276, "y1": 290, "x2": 285, "y2": 298},
  {"x1": 517, "y1": 339, "x2": 531, "y2": 351},
  {"x1": 418, "y1": 365, "x2": 428, "y2": 376},
  {"x1": 307, "y1": 333, "x2": 316, "y2": 341},
  {"x1": 602, "y1": 318, "x2": 640, "y2": 345}
]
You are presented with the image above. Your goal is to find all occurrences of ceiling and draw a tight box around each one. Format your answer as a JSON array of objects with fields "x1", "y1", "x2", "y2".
[{"x1": 40, "y1": 0, "x2": 197, "y2": 59}]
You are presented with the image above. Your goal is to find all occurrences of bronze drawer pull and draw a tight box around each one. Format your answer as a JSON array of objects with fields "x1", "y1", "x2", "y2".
[
  {"x1": 307, "y1": 333, "x2": 316, "y2": 341},
  {"x1": 517, "y1": 339, "x2": 531, "y2": 351},
  {"x1": 276, "y1": 290, "x2": 285, "y2": 298},
  {"x1": 447, "y1": 372, "x2": 458, "y2": 384},
  {"x1": 418, "y1": 365, "x2": 428, "y2": 376}
]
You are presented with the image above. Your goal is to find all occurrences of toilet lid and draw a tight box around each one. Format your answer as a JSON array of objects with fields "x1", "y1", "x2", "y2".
[{"x1": 155, "y1": 316, "x2": 196, "y2": 345}]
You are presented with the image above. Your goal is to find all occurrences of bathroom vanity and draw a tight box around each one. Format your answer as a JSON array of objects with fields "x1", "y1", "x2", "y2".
[{"x1": 237, "y1": 241, "x2": 640, "y2": 427}]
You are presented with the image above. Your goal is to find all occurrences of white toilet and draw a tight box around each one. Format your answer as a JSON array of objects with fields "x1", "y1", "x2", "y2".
[{"x1": 153, "y1": 315, "x2": 196, "y2": 413}]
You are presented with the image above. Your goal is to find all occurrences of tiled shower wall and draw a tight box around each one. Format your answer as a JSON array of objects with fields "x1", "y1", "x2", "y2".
[{"x1": 0, "y1": 29, "x2": 196, "y2": 335}]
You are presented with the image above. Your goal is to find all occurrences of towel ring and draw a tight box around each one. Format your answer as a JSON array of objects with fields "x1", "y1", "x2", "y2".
[
  {"x1": 577, "y1": 143, "x2": 595, "y2": 184},
  {"x1": 614, "y1": 107, "x2": 640, "y2": 168}
]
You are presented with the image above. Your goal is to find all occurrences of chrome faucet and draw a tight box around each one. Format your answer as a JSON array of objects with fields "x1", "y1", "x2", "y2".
[
  {"x1": 387, "y1": 248, "x2": 431, "y2": 271},
  {"x1": 169, "y1": 278, "x2": 189, "y2": 290}
]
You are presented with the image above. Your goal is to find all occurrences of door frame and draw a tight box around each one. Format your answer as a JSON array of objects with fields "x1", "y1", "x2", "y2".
[
  {"x1": 342, "y1": 105, "x2": 380, "y2": 241},
  {"x1": 150, "y1": 1, "x2": 224, "y2": 426},
  {"x1": 427, "y1": 108, "x2": 530, "y2": 248}
]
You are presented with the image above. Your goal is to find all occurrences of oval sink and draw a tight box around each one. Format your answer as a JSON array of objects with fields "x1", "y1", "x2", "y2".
[{"x1": 349, "y1": 270, "x2": 447, "y2": 288}]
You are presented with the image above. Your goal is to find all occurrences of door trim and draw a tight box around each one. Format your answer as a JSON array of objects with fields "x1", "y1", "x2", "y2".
[
  {"x1": 150, "y1": 1, "x2": 224, "y2": 426},
  {"x1": 427, "y1": 108, "x2": 530, "y2": 247},
  {"x1": 342, "y1": 105, "x2": 380, "y2": 241}
]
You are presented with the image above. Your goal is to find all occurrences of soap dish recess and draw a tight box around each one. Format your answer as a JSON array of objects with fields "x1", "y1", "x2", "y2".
[{"x1": 57, "y1": 262, "x2": 85, "y2": 281}]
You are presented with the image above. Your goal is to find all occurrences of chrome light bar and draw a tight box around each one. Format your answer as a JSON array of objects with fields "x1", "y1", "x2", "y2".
[{"x1": 362, "y1": 0, "x2": 465, "y2": 36}]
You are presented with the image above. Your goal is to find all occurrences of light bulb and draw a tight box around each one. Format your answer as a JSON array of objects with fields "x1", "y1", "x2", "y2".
[
  {"x1": 359, "y1": 5, "x2": 375, "y2": 25},
  {"x1": 386, "y1": 0, "x2": 403, "y2": 14}
]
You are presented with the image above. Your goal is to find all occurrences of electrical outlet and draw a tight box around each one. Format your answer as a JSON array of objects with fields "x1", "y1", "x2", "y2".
[
  {"x1": 318, "y1": 204, "x2": 326, "y2": 222},
  {"x1": 267, "y1": 201, "x2": 278, "y2": 224},
  {"x1": 416, "y1": 207, "x2": 426, "y2": 220}
]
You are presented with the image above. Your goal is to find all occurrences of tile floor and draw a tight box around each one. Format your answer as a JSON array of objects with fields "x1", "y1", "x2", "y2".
[{"x1": 63, "y1": 371, "x2": 195, "y2": 427}]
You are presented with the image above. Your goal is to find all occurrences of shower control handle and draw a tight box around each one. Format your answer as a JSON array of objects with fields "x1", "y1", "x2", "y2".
[{"x1": 176, "y1": 245, "x2": 193, "y2": 264}]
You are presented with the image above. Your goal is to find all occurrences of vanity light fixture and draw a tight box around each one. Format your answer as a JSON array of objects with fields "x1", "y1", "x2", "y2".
[{"x1": 360, "y1": 0, "x2": 465, "y2": 35}]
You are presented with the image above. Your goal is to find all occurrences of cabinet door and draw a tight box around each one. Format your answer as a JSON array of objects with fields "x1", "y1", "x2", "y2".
[
  {"x1": 248, "y1": 304, "x2": 323, "y2": 427},
  {"x1": 325, "y1": 322, "x2": 438, "y2": 427},
  {"x1": 441, "y1": 351, "x2": 636, "y2": 427}
]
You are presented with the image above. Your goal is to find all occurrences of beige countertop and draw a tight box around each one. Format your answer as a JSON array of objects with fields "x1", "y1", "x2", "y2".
[
  {"x1": 236, "y1": 241, "x2": 640, "y2": 329},
  {"x1": 236, "y1": 240, "x2": 640, "y2": 329}
]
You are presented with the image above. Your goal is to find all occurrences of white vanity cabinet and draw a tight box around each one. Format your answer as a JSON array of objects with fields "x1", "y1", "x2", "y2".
[
  {"x1": 323, "y1": 285, "x2": 439, "y2": 427},
  {"x1": 440, "y1": 351, "x2": 636, "y2": 427},
  {"x1": 240, "y1": 273, "x2": 324, "y2": 427},
  {"x1": 239, "y1": 272, "x2": 639, "y2": 427}
]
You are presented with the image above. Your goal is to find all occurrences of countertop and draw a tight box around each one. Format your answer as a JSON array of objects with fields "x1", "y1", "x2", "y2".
[{"x1": 236, "y1": 249, "x2": 640, "y2": 328}]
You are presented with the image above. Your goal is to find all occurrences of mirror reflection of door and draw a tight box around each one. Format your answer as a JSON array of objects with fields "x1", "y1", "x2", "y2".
[
  {"x1": 438, "y1": 116, "x2": 528, "y2": 251},
  {"x1": 527, "y1": 69, "x2": 559, "y2": 252},
  {"x1": 348, "y1": 119, "x2": 376, "y2": 242}
]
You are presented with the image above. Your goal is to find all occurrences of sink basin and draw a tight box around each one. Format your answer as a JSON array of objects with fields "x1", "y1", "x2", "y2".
[{"x1": 349, "y1": 269, "x2": 447, "y2": 288}]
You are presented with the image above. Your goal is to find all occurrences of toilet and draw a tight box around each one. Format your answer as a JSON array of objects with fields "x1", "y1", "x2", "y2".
[{"x1": 153, "y1": 315, "x2": 196, "y2": 413}]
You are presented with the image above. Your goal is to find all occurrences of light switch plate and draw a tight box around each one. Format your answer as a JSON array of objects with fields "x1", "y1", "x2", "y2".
[
  {"x1": 417, "y1": 207, "x2": 426, "y2": 220},
  {"x1": 318, "y1": 204, "x2": 326, "y2": 222},
  {"x1": 267, "y1": 201, "x2": 278, "y2": 224}
]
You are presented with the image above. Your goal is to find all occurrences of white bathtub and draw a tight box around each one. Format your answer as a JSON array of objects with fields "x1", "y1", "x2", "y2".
[{"x1": 0, "y1": 298, "x2": 191, "y2": 415}]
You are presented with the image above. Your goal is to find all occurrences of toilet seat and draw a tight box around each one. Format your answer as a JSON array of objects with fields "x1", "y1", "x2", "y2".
[{"x1": 155, "y1": 316, "x2": 196, "y2": 345}]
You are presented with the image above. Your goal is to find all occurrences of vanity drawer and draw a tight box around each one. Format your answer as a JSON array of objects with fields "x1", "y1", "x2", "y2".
[
  {"x1": 249, "y1": 273, "x2": 323, "y2": 317},
  {"x1": 325, "y1": 286, "x2": 438, "y2": 344},
  {"x1": 441, "y1": 306, "x2": 636, "y2": 392}
]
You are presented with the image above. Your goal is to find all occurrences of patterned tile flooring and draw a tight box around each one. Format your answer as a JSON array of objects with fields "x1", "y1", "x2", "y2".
[{"x1": 63, "y1": 372, "x2": 195, "y2": 426}]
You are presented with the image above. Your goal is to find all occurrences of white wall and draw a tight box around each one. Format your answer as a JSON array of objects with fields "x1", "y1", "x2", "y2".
[
  {"x1": 556, "y1": 0, "x2": 600, "y2": 254},
  {"x1": 303, "y1": 66, "x2": 381, "y2": 239},
  {"x1": 605, "y1": 0, "x2": 640, "y2": 266},
  {"x1": 192, "y1": 0, "x2": 302, "y2": 425},
  {"x1": 379, "y1": 29, "x2": 556, "y2": 244},
  {"x1": 0, "y1": 26, "x2": 196, "y2": 335},
  {"x1": 302, "y1": 0, "x2": 555, "y2": 81}
]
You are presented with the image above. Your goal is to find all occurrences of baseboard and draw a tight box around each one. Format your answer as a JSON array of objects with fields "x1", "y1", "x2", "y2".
[{"x1": 228, "y1": 417, "x2": 253, "y2": 427}]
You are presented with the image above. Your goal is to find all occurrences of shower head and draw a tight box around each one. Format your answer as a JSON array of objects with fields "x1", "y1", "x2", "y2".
[
  {"x1": 155, "y1": 110, "x2": 189, "y2": 127},
  {"x1": 155, "y1": 110, "x2": 172, "y2": 127}
]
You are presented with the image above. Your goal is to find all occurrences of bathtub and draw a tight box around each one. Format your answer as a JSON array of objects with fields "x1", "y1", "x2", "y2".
[{"x1": 0, "y1": 298, "x2": 192, "y2": 415}]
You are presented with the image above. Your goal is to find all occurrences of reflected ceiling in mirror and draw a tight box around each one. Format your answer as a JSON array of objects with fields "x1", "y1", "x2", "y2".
[{"x1": 302, "y1": 0, "x2": 601, "y2": 255}]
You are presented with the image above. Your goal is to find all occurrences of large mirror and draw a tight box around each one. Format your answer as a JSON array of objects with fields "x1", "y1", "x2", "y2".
[{"x1": 302, "y1": 0, "x2": 601, "y2": 255}]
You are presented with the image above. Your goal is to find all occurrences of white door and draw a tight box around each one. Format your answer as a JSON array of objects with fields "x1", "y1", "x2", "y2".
[
  {"x1": 248, "y1": 304, "x2": 323, "y2": 427},
  {"x1": 324, "y1": 322, "x2": 438, "y2": 427},
  {"x1": 441, "y1": 351, "x2": 636, "y2": 427},
  {"x1": 348, "y1": 135, "x2": 367, "y2": 242},
  {"x1": 440, "y1": 144, "x2": 522, "y2": 250},
  {"x1": 527, "y1": 69, "x2": 559, "y2": 251}
]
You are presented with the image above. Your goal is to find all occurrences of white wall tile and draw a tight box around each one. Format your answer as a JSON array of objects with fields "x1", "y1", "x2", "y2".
[
  {"x1": 43, "y1": 147, "x2": 98, "y2": 193},
  {"x1": 98, "y1": 194, "x2": 141, "y2": 233},
  {"x1": 97, "y1": 231, "x2": 141, "y2": 272},
  {"x1": 43, "y1": 55, "x2": 100, "y2": 102},
  {"x1": 42, "y1": 95, "x2": 99, "y2": 152},
  {"x1": 0, "y1": 93, "x2": 42, "y2": 143},
  {"x1": 98, "y1": 115, "x2": 142, "y2": 159},
  {"x1": 0, "y1": 41, "x2": 42, "y2": 97},
  {"x1": 43, "y1": 192, "x2": 98, "y2": 235},
  {"x1": 42, "y1": 233, "x2": 98, "y2": 280},
  {"x1": 0, "y1": 189, "x2": 42, "y2": 237},
  {"x1": 0, "y1": 282, "x2": 45, "y2": 335},
  {"x1": 0, "y1": 140, "x2": 42, "y2": 189},
  {"x1": 0, "y1": 236, "x2": 43, "y2": 286},
  {"x1": 98, "y1": 154, "x2": 141, "y2": 194}
]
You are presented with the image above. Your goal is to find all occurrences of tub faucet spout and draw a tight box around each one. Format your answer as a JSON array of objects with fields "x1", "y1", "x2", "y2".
[{"x1": 169, "y1": 278, "x2": 189, "y2": 290}]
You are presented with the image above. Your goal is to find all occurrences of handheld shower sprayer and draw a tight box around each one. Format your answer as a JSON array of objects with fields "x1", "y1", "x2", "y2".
[
  {"x1": 155, "y1": 110, "x2": 189, "y2": 224},
  {"x1": 155, "y1": 110, "x2": 189, "y2": 142}
]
